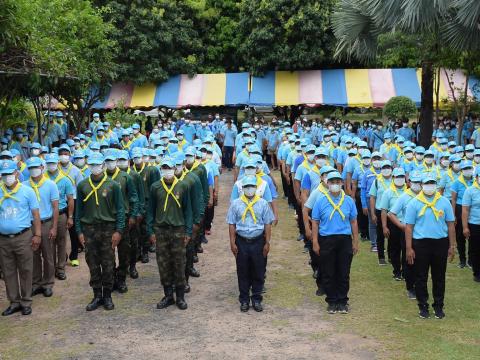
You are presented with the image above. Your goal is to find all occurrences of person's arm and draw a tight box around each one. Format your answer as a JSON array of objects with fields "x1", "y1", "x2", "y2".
[
  {"x1": 447, "y1": 221, "x2": 456, "y2": 262},
  {"x1": 229, "y1": 224, "x2": 237, "y2": 257},
  {"x1": 462, "y1": 205, "x2": 470, "y2": 239},
  {"x1": 263, "y1": 223, "x2": 271, "y2": 257},
  {"x1": 350, "y1": 218, "x2": 359, "y2": 254},
  {"x1": 381, "y1": 209, "x2": 389, "y2": 238},
  {"x1": 405, "y1": 224, "x2": 414, "y2": 264},
  {"x1": 303, "y1": 204, "x2": 312, "y2": 240},
  {"x1": 49, "y1": 200, "x2": 59, "y2": 240},
  {"x1": 345, "y1": 172, "x2": 352, "y2": 196},
  {"x1": 388, "y1": 212, "x2": 405, "y2": 231},
  {"x1": 312, "y1": 220, "x2": 320, "y2": 255},
  {"x1": 270, "y1": 200, "x2": 278, "y2": 226},
  {"x1": 451, "y1": 191, "x2": 457, "y2": 219},
  {"x1": 66, "y1": 195, "x2": 74, "y2": 228},
  {"x1": 352, "y1": 179, "x2": 358, "y2": 199},
  {"x1": 112, "y1": 183, "x2": 124, "y2": 248},
  {"x1": 293, "y1": 179, "x2": 301, "y2": 203},
  {"x1": 31, "y1": 209, "x2": 42, "y2": 251},
  {"x1": 369, "y1": 196, "x2": 377, "y2": 223}
]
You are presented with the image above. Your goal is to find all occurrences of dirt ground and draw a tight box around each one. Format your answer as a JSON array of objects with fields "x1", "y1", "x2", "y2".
[{"x1": 0, "y1": 171, "x2": 377, "y2": 360}]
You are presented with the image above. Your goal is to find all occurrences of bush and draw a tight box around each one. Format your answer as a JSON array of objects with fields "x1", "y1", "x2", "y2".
[{"x1": 383, "y1": 96, "x2": 417, "y2": 120}]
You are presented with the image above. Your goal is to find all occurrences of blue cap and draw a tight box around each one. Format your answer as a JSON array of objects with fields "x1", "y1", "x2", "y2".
[
  {"x1": 424, "y1": 150, "x2": 435, "y2": 157},
  {"x1": 381, "y1": 160, "x2": 392, "y2": 168},
  {"x1": 242, "y1": 176, "x2": 257, "y2": 187},
  {"x1": 440, "y1": 152, "x2": 451, "y2": 159},
  {"x1": 0, "y1": 160, "x2": 17, "y2": 174},
  {"x1": 439, "y1": 138, "x2": 448, "y2": 144},
  {"x1": 347, "y1": 148, "x2": 357, "y2": 155},
  {"x1": 372, "y1": 151, "x2": 382, "y2": 158},
  {"x1": 361, "y1": 150, "x2": 372, "y2": 158},
  {"x1": 160, "y1": 159, "x2": 174, "y2": 168},
  {"x1": 184, "y1": 146, "x2": 196, "y2": 156},
  {"x1": 56, "y1": 111, "x2": 63, "y2": 117},
  {"x1": 96, "y1": 125, "x2": 105, "y2": 132},
  {"x1": 30, "y1": 142, "x2": 41, "y2": 149},
  {"x1": 474, "y1": 149, "x2": 480, "y2": 156},
  {"x1": 320, "y1": 165, "x2": 335, "y2": 175},
  {"x1": 41, "y1": 146, "x2": 49, "y2": 153},
  {"x1": 415, "y1": 146, "x2": 425, "y2": 154},
  {"x1": 118, "y1": 150, "x2": 129, "y2": 160},
  {"x1": 121, "y1": 130, "x2": 129, "y2": 137},
  {"x1": 384, "y1": 133, "x2": 392, "y2": 139},
  {"x1": 89, "y1": 142, "x2": 100, "y2": 151},
  {"x1": 58, "y1": 144, "x2": 71, "y2": 153},
  {"x1": 392, "y1": 167, "x2": 405, "y2": 177},
  {"x1": 315, "y1": 148, "x2": 329, "y2": 157},
  {"x1": 465, "y1": 144, "x2": 475, "y2": 151},
  {"x1": 409, "y1": 171, "x2": 422, "y2": 182},
  {"x1": 450, "y1": 154, "x2": 461, "y2": 162},
  {"x1": 104, "y1": 149, "x2": 117, "y2": 161},
  {"x1": 26, "y1": 157, "x2": 42, "y2": 168},
  {"x1": 243, "y1": 159, "x2": 257, "y2": 168},
  {"x1": 455, "y1": 146, "x2": 464, "y2": 153},
  {"x1": 66, "y1": 139, "x2": 75, "y2": 147},
  {"x1": 461, "y1": 160, "x2": 473, "y2": 169},
  {"x1": 448, "y1": 141, "x2": 457, "y2": 147},
  {"x1": 85, "y1": 130, "x2": 92, "y2": 135},
  {"x1": 0, "y1": 150, "x2": 13, "y2": 158},
  {"x1": 93, "y1": 113, "x2": 100, "y2": 118},
  {"x1": 45, "y1": 153, "x2": 59, "y2": 163},
  {"x1": 131, "y1": 123, "x2": 140, "y2": 130},
  {"x1": 358, "y1": 141, "x2": 368, "y2": 148},
  {"x1": 403, "y1": 147, "x2": 413, "y2": 153},
  {"x1": 422, "y1": 175, "x2": 437, "y2": 184},
  {"x1": 305, "y1": 144, "x2": 316, "y2": 153},
  {"x1": 10, "y1": 149, "x2": 20, "y2": 157},
  {"x1": 87, "y1": 153, "x2": 104, "y2": 165},
  {"x1": 241, "y1": 123, "x2": 250, "y2": 129},
  {"x1": 396, "y1": 135, "x2": 405, "y2": 143},
  {"x1": 326, "y1": 171, "x2": 342, "y2": 181},
  {"x1": 248, "y1": 145, "x2": 261, "y2": 154},
  {"x1": 475, "y1": 166, "x2": 480, "y2": 177},
  {"x1": 103, "y1": 121, "x2": 110, "y2": 127},
  {"x1": 73, "y1": 150, "x2": 85, "y2": 159}
]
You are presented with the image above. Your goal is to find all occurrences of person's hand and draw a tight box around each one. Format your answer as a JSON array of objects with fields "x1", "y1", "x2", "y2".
[
  {"x1": 49, "y1": 227, "x2": 57, "y2": 241},
  {"x1": 272, "y1": 218, "x2": 278, "y2": 226},
  {"x1": 78, "y1": 233, "x2": 85, "y2": 247},
  {"x1": 67, "y1": 217, "x2": 73, "y2": 229},
  {"x1": 31, "y1": 235, "x2": 41, "y2": 251},
  {"x1": 448, "y1": 246, "x2": 456, "y2": 262},
  {"x1": 305, "y1": 228, "x2": 312, "y2": 241},
  {"x1": 111, "y1": 231, "x2": 122, "y2": 249},
  {"x1": 353, "y1": 242, "x2": 359, "y2": 255},
  {"x1": 406, "y1": 247, "x2": 415, "y2": 265},
  {"x1": 231, "y1": 242, "x2": 238, "y2": 257},
  {"x1": 312, "y1": 242, "x2": 320, "y2": 256},
  {"x1": 400, "y1": 224, "x2": 406, "y2": 232},
  {"x1": 128, "y1": 217, "x2": 136, "y2": 229},
  {"x1": 263, "y1": 242, "x2": 270, "y2": 257},
  {"x1": 184, "y1": 236, "x2": 191, "y2": 245},
  {"x1": 463, "y1": 227, "x2": 470, "y2": 239},
  {"x1": 149, "y1": 234, "x2": 156, "y2": 245},
  {"x1": 208, "y1": 199, "x2": 213, "y2": 208},
  {"x1": 383, "y1": 226, "x2": 390, "y2": 238},
  {"x1": 371, "y1": 213, "x2": 377, "y2": 224},
  {"x1": 362, "y1": 208, "x2": 368, "y2": 216}
]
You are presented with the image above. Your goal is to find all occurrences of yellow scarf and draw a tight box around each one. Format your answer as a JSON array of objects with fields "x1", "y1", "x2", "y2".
[
  {"x1": 48, "y1": 171, "x2": 65, "y2": 184},
  {"x1": 161, "y1": 177, "x2": 181, "y2": 211},
  {"x1": 108, "y1": 168, "x2": 121, "y2": 181},
  {"x1": 79, "y1": 166, "x2": 89, "y2": 176},
  {"x1": 0, "y1": 182, "x2": 22, "y2": 207},
  {"x1": 301, "y1": 157, "x2": 312, "y2": 171},
  {"x1": 417, "y1": 192, "x2": 443, "y2": 220},
  {"x1": 405, "y1": 189, "x2": 417, "y2": 198},
  {"x1": 446, "y1": 169, "x2": 455, "y2": 181},
  {"x1": 83, "y1": 174, "x2": 108, "y2": 206},
  {"x1": 18, "y1": 162, "x2": 26, "y2": 173},
  {"x1": 390, "y1": 181, "x2": 406, "y2": 197},
  {"x1": 60, "y1": 163, "x2": 75, "y2": 185},
  {"x1": 458, "y1": 174, "x2": 470, "y2": 188},
  {"x1": 178, "y1": 139, "x2": 187, "y2": 148},
  {"x1": 311, "y1": 165, "x2": 321, "y2": 175},
  {"x1": 133, "y1": 163, "x2": 146, "y2": 175},
  {"x1": 473, "y1": 181, "x2": 480, "y2": 190},
  {"x1": 376, "y1": 175, "x2": 389, "y2": 190},
  {"x1": 317, "y1": 182, "x2": 328, "y2": 194},
  {"x1": 121, "y1": 140, "x2": 132, "y2": 149},
  {"x1": 29, "y1": 176, "x2": 47, "y2": 201},
  {"x1": 240, "y1": 194, "x2": 260, "y2": 224},
  {"x1": 188, "y1": 160, "x2": 200, "y2": 172},
  {"x1": 324, "y1": 190, "x2": 346, "y2": 220}
]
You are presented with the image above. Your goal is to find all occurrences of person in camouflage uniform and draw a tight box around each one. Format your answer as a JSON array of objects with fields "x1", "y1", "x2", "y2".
[
  {"x1": 76, "y1": 153, "x2": 125, "y2": 311},
  {"x1": 147, "y1": 159, "x2": 193, "y2": 310}
]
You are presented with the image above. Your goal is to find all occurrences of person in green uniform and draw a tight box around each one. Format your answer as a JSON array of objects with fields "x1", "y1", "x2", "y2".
[
  {"x1": 147, "y1": 159, "x2": 193, "y2": 310},
  {"x1": 104, "y1": 150, "x2": 139, "y2": 293},
  {"x1": 75, "y1": 153, "x2": 125, "y2": 311}
]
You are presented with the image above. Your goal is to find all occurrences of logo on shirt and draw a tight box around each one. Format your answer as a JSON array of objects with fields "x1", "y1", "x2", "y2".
[{"x1": 102, "y1": 189, "x2": 108, "y2": 197}]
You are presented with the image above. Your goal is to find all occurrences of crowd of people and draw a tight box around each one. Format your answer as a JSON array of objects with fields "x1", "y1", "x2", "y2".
[{"x1": 0, "y1": 111, "x2": 479, "y2": 320}]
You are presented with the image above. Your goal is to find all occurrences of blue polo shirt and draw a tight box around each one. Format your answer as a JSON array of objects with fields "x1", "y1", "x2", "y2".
[
  {"x1": 226, "y1": 197, "x2": 274, "y2": 238},
  {"x1": 23, "y1": 178, "x2": 59, "y2": 220},
  {"x1": 311, "y1": 192, "x2": 357, "y2": 236},
  {"x1": 438, "y1": 169, "x2": 459, "y2": 200},
  {"x1": 379, "y1": 186, "x2": 405, "y2": 212},
  {"x1": 369, "y1": 176, "x2": 393, "y2": 210},
  {"x1": 0, "y1": 183, "x2": 39, "y2": 234},
  {"x1": 222, "y1": 128, "x2": 237, "y2": 147},
  {"x1": 462, "y1": 185, "x2": 480, "y2": 225},
  {"x1": 389, "y1": 191, "x2": 418, "y2": 224},
  {"x1": 451, "y1": 176, "x2": 473, "y2": 205}
]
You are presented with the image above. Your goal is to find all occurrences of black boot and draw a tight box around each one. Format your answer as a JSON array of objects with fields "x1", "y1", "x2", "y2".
[
  {"x1": 86, "y1": 288, "x2": 104, "y2": 311},
  {"x1": 141, "y1": 249, "x2": 149, "y2": 263},
  {"x1": 176, "y1": 286, "x2": 188, "y2": 310},
  {"x1": 189, "y1": 267, "x2": 200, "y2": 277},
  {"x1": 185, "y1": 283, "x2": 191, "y2": 293},
  {"x1": 103, "y1": 289, "x2": 115, "y2": 310},
  {"x1": 117, "y1": 278, "x2": 128, "y2": 293},
  {"x1": 157, "y1": 286, "x2": 175, "y2": 309},
  {"x1": 129, "y1": 265, "x2": 139, "y2": 279}
]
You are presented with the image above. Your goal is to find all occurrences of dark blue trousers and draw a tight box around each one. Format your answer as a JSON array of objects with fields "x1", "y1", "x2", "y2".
[{"x1": 235, "y1": 234, "x2": 266, "y2": 304}]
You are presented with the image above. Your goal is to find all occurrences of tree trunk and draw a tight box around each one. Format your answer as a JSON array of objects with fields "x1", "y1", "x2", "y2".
[
  {"x1": 419, "y1": 61, "x2": 434, "y2": 147},
  {"x1": 289, "y1": 105, "x2": 305, "y2": 124},
  {"x1": 435, "y1": 67, "x2": 440, "y2": 124}
]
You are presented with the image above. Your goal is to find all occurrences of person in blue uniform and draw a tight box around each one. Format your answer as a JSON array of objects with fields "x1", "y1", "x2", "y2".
[
  {"x1": 227, "y1": 176, "x2": 274, "y2": 313},
  {"x1": 311, "y1": 171, "x2": 359, "y2": 314},
  {"x1": 0, "y1": 160, "x2": 41, "y2": 316},
  {"x1": 405, "y1": 175, "x2": 456, "y2": 319}
]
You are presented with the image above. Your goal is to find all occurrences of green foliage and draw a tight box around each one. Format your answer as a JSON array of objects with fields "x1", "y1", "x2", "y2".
[
  {"x1": 383, "y1": 96, "x2": 417, "y2": 119},
  {"x1": 104, "y1": 101, "x2": 138, "y2": 127},
  {"x1": 1, "y1": 98, "x2": 35, "y2": 129}
]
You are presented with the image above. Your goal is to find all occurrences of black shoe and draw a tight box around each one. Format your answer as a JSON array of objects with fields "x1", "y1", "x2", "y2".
[
  {"x1": 193, "y1": 255, "x2": 199, "y2": 263},
  {"x1": 418, "y1": 307, "x2": 430, "y2": 319},
  {"x1": 21, "y1": 306, "x2": 32, "y2": 316},
  {"x1": 196, "y1": 245, "x2": 204, "y2": 253},
  {"x1": 175, "y1": 286, "x2": 188, "y2": 310},
  {"x1": 56, "y1": 273, "x2": 67, "y2": 280},
  {"x1": 407, "y1": 290, "x2": 416, "y2": 300},
  {"x1": 457, "y1": 262, "x2": 466, "y2": 269},
  {"x1": 141, "y1": 253, "x2": 149, "y2": 264},
  {"x1": 434, "y1": 307, "x2": 445, "y2": 319},
  {"x1": 148, "y1": 245, "x2": 156, "y2": 253},
  {"x1": 393, "y1": 274, "x2": 403, "y2": 281},
  {"x1": 201, "y1": 235, "x2": 208, "y2": 244},
  {"x1": 316, "y1": 286, "x2": 325, "y2": 296},
  {"x1": 117, "y1": 280, "x2": 128, "y2": 294},
  {"x1": 337, "y1": 304, "x2": 349, "y2": 314},
  {"x1": 327, "y1": 304, "x2": 337, "y2": 314},
  {"x1": 378, "y1": 258, "x2": 387, "y2": 266},
  {"x1": 86, "y1": 289, "x2": 104, "y2": 311},
  {"x1": 185, "y1": 283, "x2": 191, "y2": 293},
  {"x1": 313, "y1": 269, "x2": 318, "y2": 279},
  {"x1": 474, "y1": 275, "x2": 480, "y2": 283},
  {"x1": 261, "y1": 285, "x2": 267, "y2": 294},
  {"x1": 157, "y1": 286, "x2": 175, "y2": 309},
  {"x1": 43, "y1": 288, "x2": 53, "y2": 297},
  {"x1": 32, "y1": 287, "x2": 44, "y2": 296},
  {"x1": 240, "y1": 303, "x2": 249, "y2": 312},
  {"x1": 102, "y1": 289, "x2": 114, "y2": 310},
  {"x1": 252, "y1": 302, "x2": 263, "y2": 312},
  {"x1": 189, "y1": 267, "x2": 200, "y2": 278},
  {"x1": 2, "y1": 305, "x2": 21, "y2": 316},
  {"x1": 129, "y1": 265, "x2": 139, "y2": 279}
]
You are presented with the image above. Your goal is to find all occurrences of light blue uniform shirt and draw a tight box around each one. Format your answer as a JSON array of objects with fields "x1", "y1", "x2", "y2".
[
  {"x1": 462, "y1": 185, "x2": 480, "y2": 225},
  {"x1": 23, "y1": 179, "x2": 59, "y2": 220},
  {"x1": 221, "y1": 128, "x2": 237, "y2": 147},
  {"x1": 0, "y1": 184, "x2": 39, "y2": 234},
  {"x1": 230, "y1": 179, "x2": 273, "y2": 203},
  {"x1": 304, "y1": 187, "x2": 327, "y2": 209},
  {"x1": 451, "y1": 176, "x2": 473, "y2": 205},
  {"x1": 180, "y1": 124, "x2": 197, "y2": 143},
  {"x1": 45, "y1": 171, "x2": 76, "y2": 210},
  {"x1": 369, "y1": 176, "x2": 393, "y2": 210},
  {"x1": 312, "y1": 191, "x2": 357, "y2": 236},
  {"x1": 226, "y1": 197, "x2": 274, "y2": 238},
  {"x1": 438, "y1": 169, "x2": 459, "y2": 200},
  {"x1": 294, "y1": 162, "x2": 315, "y2": 182},
  {"x1": 405, "y1": 194, "x2": 455, "y2": 239},
  {"x1": 301, "y1": 169, "x2": 321, "y2": 192},
  {"x1": 379, "y1": 186, "x2": 405, "y2": 212},
  {"x1": 389, "y1": 191, "x2": 417, "y2": 224}
]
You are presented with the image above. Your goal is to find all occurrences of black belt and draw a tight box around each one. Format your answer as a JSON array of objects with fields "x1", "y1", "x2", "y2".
[
  {"x1": 0, "y1": 227, "x2": 30, "y2": 238},
  {"x1": 41, "y1": 217, "x2": 52, "y2": 224},
  {"x1": 236, "y1": 233, "x2": 264, "y2": 243}
]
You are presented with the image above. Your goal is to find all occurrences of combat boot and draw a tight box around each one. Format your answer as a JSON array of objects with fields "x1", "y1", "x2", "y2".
[
  {"x1": 129, "y1": 265, "x2": 139, "y2": 279},
  {"x1": 86, "y1": 288, "x2": 104, "y2": 311},
  {"x1": 175, "y1": 286, "x2": 188, "y2": 310},
  {"x1": 157, "y1": 286, "x2": 175, "y2": 309},
  {"x1": 103, "y1": 289, "x2": 115, "y2": 310},
  {"x1": 117, "y1": 278, "x2": 128, "y2": 293}
]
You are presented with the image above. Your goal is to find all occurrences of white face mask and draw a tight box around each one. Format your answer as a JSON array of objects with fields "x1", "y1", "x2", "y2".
[
  {"x1": 133, "y1": 158, "x2": 143, "y2": 165},
  {"x1": 316, "y1": 158, "x2": 326, "y2": 167},
  {"x1": 477, "y1": 177, "x2": 480, "y2": 185},
  {"x1": 329, "y1": 184, "x2": 341, "y2": 193},
  {"x1": 47, "y1": 163, "x2": 58, "y2": 172},
  {"x1": 80, "y1": 140, "x2": 86, "y2": 145},
  {"x1": 424, "y1": 157, "x2": 434, "y2": 165},
  {"x1": 466, "y1": 152, "x2": 474, "y2": 159},
  {"x1": 362, "y1": 159, "x2": 371, "y2": 166},
  {"x1": 385, "y1": 138, "x2": 391, "y2": 144},
  {"x1": 245, "y1": 168, "x2": 256, "y2": 176},
  {"x1": 89, "y1": 164, "x2": 104, "y2": 176},
  {"x1": 186, "y1": 156, "x2": 195, "y2": 165},
  {"x1": 74, "y1": 159, "x2": 85, "y2": 168},
  {"x1": 3, "y1": 174, "x2": 16, "y2": 187},
  {"x1": 161, "y1": 169, "x2": 175, "y2": 180},
  {"x1": 106, "y1": 161, "x2": 117, "y2": 171},
  {"x1": 206, "y1": 153, "x2": 213, "y2": 160},
  {"x1": 422, "y1": 184, "x2": 436, "y2": 196},
  {"x1": 177, "y1": 135, "x2": 184, "y2": 141},
  {"x1": 463, "y1": 169, "x2": 473, "y2": 178},
  {"x1": 307, "y1": 154, "x2": 315, "y2": 162},
  {"x1": 441, "y1": 145, "x2": 447, "y2": 151},
  {"x1": 394, "y1": 178, "x2": 405, "y2": 186},
  {"x1": 176, "y1": 165, "x2": 184, "y2": 173},
  {"x1": 405, "y1": 153, "x2": 414, "y2": 160},
  {"x1": 410, "y1": 183, "x2": 421, "y2": 192},
  {"x1": 475, "y1": 156, "x2": 480, "y2": 164},
  {"x1": 381, "y1": 168, "x2": 392, "y2": 177},
  {"x1": 415, "y1": 154, "x2": 424, "y2": 161},
  {"x1": 59, "y1": 155, "x2": 70, "y2": 164},
  {"x1": 452, "y1": 163, "x2": 461, "y2": 171},
  {"x1": 133, "y1": 129, "x2": 139, "y2": 135},
  {"x1": 373, "y1": 160, "x2": 382, "y2": 169},
  {"x1": 30, "y1": 168, "x2": 42, "y2": 178},
  {"x1": 440, "y1": 159, "x2": 450, "y2": 167},
  {"x1": 243, "y1": 186, "x2": 257, "y2": 197},
  {"x1": 117, "y1": 160, "x2": 129, "y2": 169},
  {"x1": 31, "y1": 149, "x2": 40, "y2": 156},
  {"x1": 142, "y1": 156, "x2": 149, "y2": 163}
]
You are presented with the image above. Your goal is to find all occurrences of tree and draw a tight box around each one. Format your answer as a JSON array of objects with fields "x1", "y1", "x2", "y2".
[
  {"x1": 332, "y1": 0, "x2": 480, "y2": 147},
  {"x1": 383, "y1": 96, "x2": 417, "y2": 120}
]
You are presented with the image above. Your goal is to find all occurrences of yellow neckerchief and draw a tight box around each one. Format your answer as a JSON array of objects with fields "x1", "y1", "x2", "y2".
[
  {"x1": 121, "y1": 139, "x2": 132, "y2": 149},
  {"x1": 256, "y1": 172, "x2": 265, "y2": 187},
  {"x1": 126, "y1": 167, "x2": 131, "y2": 174},
  {"x1": 178, "y1": 139, "x2": 187, "y2": 147},
  {"x1": 240, "y1": 194, "x2": 260, "y2": 224},
  {"x1": 458, "y1": 174, "x2": 471, "y2": 188},
  {"x1": 176, "y1": 171, "x2": 187, "y2": 182},
  {"x1": 29, "y1": 176, "x2": 47, "y2": 201},
  {"x1": 432, "y1": 142, "x2": 442, "y2": 152},
  {"x1": 383, "y1": 142, "x2": 393, "y2": 152},
  {"x1": 413, "y1": 158, "x2": 423, "y2": 168},
  {"x1": 83, "y1": 174, "x2": 108, "y2": 206},
  {"x1": 135, "y1": 133, "x2": 142, "y2": 139},
  {"x1": 96, "y1": 135, "x2": 104, "y2": 142},
  {"x1": 104, "y1": 132, "x2": 111, "y2": 140},
  {"x1": 311, "y1": 165, "x2": 321, "y2": 175},
  {"x1": 354, "y1": 154, "x2": 361, "y2": 162},
  {"x1": 417, "y1": 191, "x2": 442, "y2": 220},
  {"x1": 133, "y1": 162, "x2": 146, "y2": 175},
  {"x1": 390, "y1": 181, "x2": 406, "y2": 197},
  {"x1": 60, "y1": 163, "x2": 75, "y2": 185},
  {"x1": 405, "y1": 189, "x2": 417, "y2": 198},
  {"x1": 0, "y1": 182, "x2": 22, "y2": 207},
  {"x1": 242, "y1": 149, "x2": 249, "y2": 157},
  {"x1": 393, "y1": 143, "x2": 402, "y2": 153},
  {"x1": 473, "y1": 181, "x2": 480, "y2": 191},
  {"x1": 301, "y1": 156, "x2": 313, "y2": 171},
  {"x1": 359, "y1": 162, "x2": 374, "y2": 173},
  {"x1": 317, "y1": 182, "x2": 328, "y2": 195},
  {"x1": 161, "y1": 177, "x2": 181, "y2": 211},
  {"x1": 446, "y1": 168, "x2": 455, "y2": 181},
  {"x1": 47, "y1": 171, "x2": 65, "y2": 184},
  {"x1": 188, "y1": 160, "x2": 200, "y2": 172},
  {"x1": 18, "y1": 162, "x2": 26, "y2": 173},
  {"x1": 79, "y1": 165, "x2": 88, "y2": 175},
  {"x1": 403, "y1": 157, "x2": 412, "y2": 164},
  {"x1": 376, "y1": 174, "x2": 389, "y2": 189},
  {"x1": 324, "y1": 190, "x2": 346, "y2": 220},
  {"x1": 107, "y1": 168, "x2": 121, "y2": 181}
]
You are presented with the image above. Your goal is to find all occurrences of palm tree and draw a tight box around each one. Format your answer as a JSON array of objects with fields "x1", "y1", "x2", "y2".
[{"x1": 332, "y1": 0, "x2": 480, "y2": 147}]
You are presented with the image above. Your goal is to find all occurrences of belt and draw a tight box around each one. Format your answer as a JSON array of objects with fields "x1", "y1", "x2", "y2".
[
  {"x1": 236, "y1": 233, "x2": 264, "y2": 243},
  {"x1": 0, "y1": 227, "x2": 30, "y2": 238},
  {"x1": 41, "y1": 217, "x2": 52, "y2": 224}
]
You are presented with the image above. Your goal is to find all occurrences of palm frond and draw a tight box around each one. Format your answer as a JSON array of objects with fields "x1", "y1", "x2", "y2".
[
  {"x1": 442, "y1": 19, "x2": 480, "y2": 51},
  {"x1": 452, "y1": 0, "x2": 480, "y2": 29},
  {"x1": 400, "y1": 0, "x2": 449, "y2": 33}
]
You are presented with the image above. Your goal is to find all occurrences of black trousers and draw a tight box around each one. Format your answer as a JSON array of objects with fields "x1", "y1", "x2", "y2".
[
  {"x1": 388, "y1": 220, "x2": 402, "y2": 276},
  {"x1": 235, "y1": 234, "x2": 266, "y2": 304},
  {"x1": 319, "y1": 235, "x2": 353, "y2": 305},
  {"x1": 205, "y1": 205, "x2": 214, "y2": 231},
  {"x1": 375, "y1": 209, "x2": 386, "y2": 260},
  {"x1": 223, "y1": 146, "x2": 234, "y2": 169},
  {"x1": 468, "y1": 223, "x2": 480, "y2": 277},
  {"x1": 400, "y1": 232, "x2": 415, "y2": 291},
  {"x1": 455, "y1": 204, "x2": 470, "y2": 264},
  {"x1": 280, "y1": 169, "x2": 289, "y2": 199},
  {"x1": 413, "y1": 237, "x2": 449, "y2": 309},
  {"x1": 287, "y1": 174, "x2": 296, "y2": 207},
  {"x1": 68, "y1": 204, "x2": 79, "y2": 261},
  {"x1": 356, "y1": 192, "x2": 368, "y2": 238}
]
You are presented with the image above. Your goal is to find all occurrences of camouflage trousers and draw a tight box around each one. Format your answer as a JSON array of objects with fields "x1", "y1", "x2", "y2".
[
  {"x1": 154, "y1": 225, "x2": 186, "y2": 287},
  {"x1": 83, "y1": 223, "x2": 116, "y2": 290}
]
